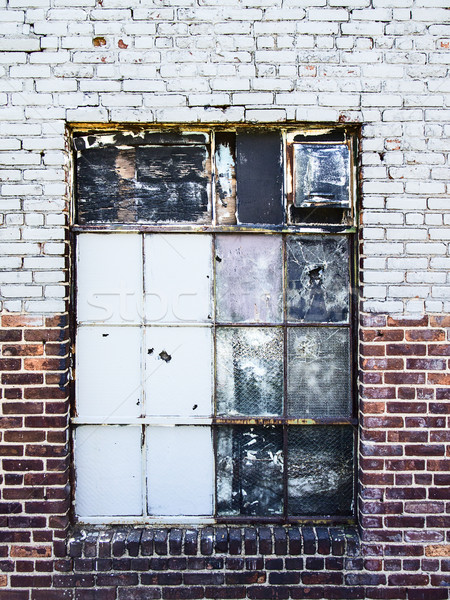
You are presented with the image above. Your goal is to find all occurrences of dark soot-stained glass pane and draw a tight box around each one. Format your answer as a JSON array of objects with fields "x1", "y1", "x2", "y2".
[
  {"x1": 287, "y1": 235, "x2": 350, "y2": 323},
  {"x1": 215, "y1": 234, "x2": 283, "y2": 324},
  {"x1": 288, "y1": 426, "x2": 354, "y2": 516},
  {"x1": 287, "y1": 327, "x2": 351, "y2": 418},
  {"x1": 216, "y1": 327, "x2": 283, "y2": 417},
  {"x1": 294, "y1": 144, "x2": 350, "y2": 207},
  {"x1": 76, "y1": 144, "x2": 210, "y2": 224},
  {"x1": 136, "y1": 145, "x2": 209, "y2": 222},
  {"x1": 217, "y1": 426, "x2": 283, "y2": 516},
  {"x1": 236, "y1": 131, "x2": 283, "y2": 225}
]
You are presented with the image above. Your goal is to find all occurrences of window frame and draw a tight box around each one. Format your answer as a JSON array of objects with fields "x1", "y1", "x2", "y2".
[{"x1": 69, "y1": 124, "x2": 359, "y2": 526}]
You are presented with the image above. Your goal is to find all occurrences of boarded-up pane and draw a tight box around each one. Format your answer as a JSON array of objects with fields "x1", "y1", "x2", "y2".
[
  {"x1": 74, "y1": 426, "x2": 142, "y2": 517},
  {"x1": 215, "y1": 234, "x2": 283, "y2": 323},
  {"x1": 144, "y1": 234, "x2": 212, "y2": 324},
  {"x1": 216, "y1": 327, "x2": 283, "y2": 417},
  {"x1": 76, "y1": 326, "x2": 142, "y2": 419},
  {"x1": 77, "y1": 234, "x2": 143, "y2": 324},
  {"x1": 217, "y1": 426, "x2": 283, "y2": 516},
  {"x1": 293, "y1": 144, "x2": 350, "y2": 207},
  {"x1": 215, "y1": 132, "x2": 236, "y2": 225},
  {"x1": 288, "y1": 426, "x2": 354, "y2": 516},
  {"x1": 287, "y1": 327, "x2": 351, "y2": 418},
  {"x1": 76, "y1": 144, "x2": 210, "y2": 224},
  {"x1": 145, "y1": 327, "x2": 212, "y2": 417},
  {"x1": 236, "y1": 131, "x2": 283, "y2": 225},
  {"x1": 287, "y1": 235, "x2": 350, "y2": 323},
  {"x1": 147, "y1": 426, "x2": 213, "y2": 516}
]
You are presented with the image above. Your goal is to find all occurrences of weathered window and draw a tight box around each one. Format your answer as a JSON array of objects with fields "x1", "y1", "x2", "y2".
[{"x1": 72, "y1": 126, "x2": 357, "y2": 524}]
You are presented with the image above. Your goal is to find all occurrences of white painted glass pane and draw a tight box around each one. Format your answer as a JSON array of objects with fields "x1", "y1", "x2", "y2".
[
  {"x1": 145, "y1": 327, "x2": 212, "y2": 417},
  {"x1": 75, "y1": 426, "x2": 142, "y2": 517},
  {"x1": 147, "y1": 426, "x2": 213, "y2": 516},
  {"x1": 76, "y1": 326, "x2": 142, "y2": 419},
  {"x1": 77, "y1": 234, "x2": 143, "y2": 324},
  {"x1": 144, "y1": 234, "x2": 212, "y2": 323}
]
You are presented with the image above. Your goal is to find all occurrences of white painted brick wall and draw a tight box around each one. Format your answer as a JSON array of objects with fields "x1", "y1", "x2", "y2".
[{"x1": 0, "y1": 0, "x2": 449, "y2": 315}]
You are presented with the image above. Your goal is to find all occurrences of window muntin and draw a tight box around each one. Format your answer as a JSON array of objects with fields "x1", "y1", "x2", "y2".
[{"x1": 72, "y1": 126, "x2": 357, "y2": 524}]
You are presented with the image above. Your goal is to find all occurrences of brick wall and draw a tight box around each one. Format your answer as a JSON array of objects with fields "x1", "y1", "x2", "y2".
[{"x1": 0, "y1": 0, "x2": 449, "y2": 597}]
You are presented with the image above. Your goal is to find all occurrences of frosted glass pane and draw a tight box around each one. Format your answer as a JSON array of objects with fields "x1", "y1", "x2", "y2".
[
  {"x1": 144, "y1": 234, "x2": 212, "y2": 323},
  {"x1": 76, "y1": 326, "x2": 142, "y2": 419},
  {"x1": 287, "y1": 327, "x2": 351, "y2": 418},
  {"x1": 215, "y1": 234, "x2": 283, "y2": 323},
  {"x1": 145, "y1": 327, "x2": 212, "y2": 417},
  {"x1": 77, "y1": 234, "x2": 143, "y2": 324},
  {"x1": 75, "y1": 426, "x2": 142, "y2": 517},
  {"x1": 147, "y1": 426, "x2": 213, "y2": 516},
  {"x1": 216, "y1": 327, "x2": 283, "y2": 417}
]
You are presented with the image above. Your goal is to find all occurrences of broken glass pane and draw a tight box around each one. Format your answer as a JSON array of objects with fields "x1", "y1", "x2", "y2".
[
  {"x1": 145, "y1": 326, "x2": 213, "y2": 418},
  {"x1": 216, "y1": 327, "x2": 283, "y2": 417},
  {"x1": 74, "y1": 426, "x2": 142, "y2": 517},
  {"x1": 144, "y1": 234, "x2": 212, "y2": 324},
  {"x1": 217, "y1": 426, "x2": 283, "y2": 516},
  {"x1": 293, "y1": 144, "x2": 350, "y2": 207},
  {"x1": 215, "y1": 234, "x2": 283, "y2": 323},
  {"x1": 287, "y1": 327, "x2": 351, "y2": 418},
  {"x1": 147, "y1": 426, "x2": 214, "y2": 516},
  {"x1": 288, "y1": 426, "x2": 354, "y2": 516},
  {"x1": 287, "y1": 235, "x2": 350, "y2": 323}
]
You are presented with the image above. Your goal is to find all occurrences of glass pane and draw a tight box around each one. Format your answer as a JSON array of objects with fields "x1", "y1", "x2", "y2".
[
  {"x1": 293, "y1": 144, "x2": 350, "y2": 207},
  {"x1": 136, "y1": 145, "x2": 210, "y2": 223},
  {"x1": 147, "y1": 426, "x2": 214, "y2": 516},
  {"x1": 217, "y1": 426, "x2": 283, "y2": 517},
  {"x1": 74, "y1": 426, "x2": 142, "y2": 517},
  {"x1": 144, "y1": 234, "x2": 212, "y2": 324},
  {"x1": 215, "y1": 234, "x2": 283, "y2": 323},
  {"x1": 76, "y1": 142, "x2": 210, "y2": 224},
  {"x1": 76, "y1": 326, "x2": 142, "y2": 419},
  {"x1": 76, "y1": 233, "x2": 143, "y2": 324},
  {"x1": 288, "y1": 426, "x2": 354, "y2": 516},
  {"x1": 287, "y1": 235, "x2": 350, "y2": 323},
  {"x1": 145, "y1": 327, "x2": 212, "y2": 417},
  {"x1": 287, "y1": 327, "x2": 351, "y2": 418},
  {"x1": 216, "y1": 327, "x2": 283, "y2": 417}
]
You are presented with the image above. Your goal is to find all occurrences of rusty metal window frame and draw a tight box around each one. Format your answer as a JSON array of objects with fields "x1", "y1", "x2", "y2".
[{"x1": 70, "y1": 124, "x2": 359, "y2": 525}]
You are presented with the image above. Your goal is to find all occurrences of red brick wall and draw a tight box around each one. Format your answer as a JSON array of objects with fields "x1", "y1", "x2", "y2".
[{"x1": 0, "y1": 312, "x2": 450, "y2": 599}]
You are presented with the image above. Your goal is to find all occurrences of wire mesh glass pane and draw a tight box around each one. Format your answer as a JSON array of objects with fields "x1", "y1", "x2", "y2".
[
  {"x1": 287, "y1": 235, "x2": 350, "y2": 323},
  {"x1": 215, "y1": 234, "x2": 283, "y2": 323},
  {"x1": 287, "y1": 327, "x2": 351, "y2": 418},
  {"x1": 217, "y1": 426, "x2": 283, "y2": 516},
  {"x1": 216, "y1": 327, "x2": 283, "y2": 417},
  {"x1": 288, "y1": 426, "x2": 354, "y2": 516}
]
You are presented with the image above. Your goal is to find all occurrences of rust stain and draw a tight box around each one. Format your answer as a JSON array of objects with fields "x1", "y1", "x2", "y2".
[
  {"x1": 11, "y1": 545, "x2": 52, "y2": 558},
  {"x1": 93, "y1": 37, "x2": 106, "y2": 47},
  {"x1": 118, "y1": 39, "x2": 128, "y2": 49}
]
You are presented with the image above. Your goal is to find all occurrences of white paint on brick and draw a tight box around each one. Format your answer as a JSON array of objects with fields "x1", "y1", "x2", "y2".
[{"x1": 0, "y1": 3, "x2": 448, "y2": 316}]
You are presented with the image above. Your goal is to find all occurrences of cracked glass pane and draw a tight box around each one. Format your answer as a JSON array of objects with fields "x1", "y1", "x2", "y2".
[
  {"x1": 287, "y1": 235, "x2": 350, "y2": 323},
  {"x1": 217, "y1": 426, "x2": 283, "y2": 516},
  {"x1": 215, "y1": 234, "x2": 283, "y2": 324},
  {"x1": 288, "y1": 426, "x2": 354, "y2": 516},
  {"x1": 216, "y1": 327, "x2": 283, "y2": 417},
  {"x1": 293, "y1": 143, "x2": 350, "y2": 207},
  {"x1": 287, "y1": 327, "x2": 351, "y2": 418}
]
